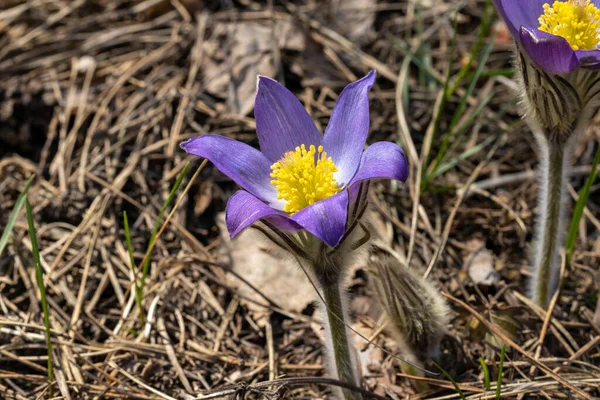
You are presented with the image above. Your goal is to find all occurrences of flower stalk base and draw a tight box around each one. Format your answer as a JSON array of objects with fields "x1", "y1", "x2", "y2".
[
  {"x1": 317, "y1": 271, "x2": 361, "y2": 400},
  {"x1": 532, "y1": 136, "x2": 571, "y2": 307}
]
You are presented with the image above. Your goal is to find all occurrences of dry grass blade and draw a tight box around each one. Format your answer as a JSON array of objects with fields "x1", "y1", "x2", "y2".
[{"x1": 444, "y1": 293, "x2": 596, "y2": 400}]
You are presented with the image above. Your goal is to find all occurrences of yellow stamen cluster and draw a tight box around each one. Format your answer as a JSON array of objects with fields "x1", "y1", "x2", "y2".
[
  {"x1": 270, "y1": 144, "x2": 340, "y2": 214},
  {"x1": 538, "y1": 0, "x2": 600, "y2": 50}
]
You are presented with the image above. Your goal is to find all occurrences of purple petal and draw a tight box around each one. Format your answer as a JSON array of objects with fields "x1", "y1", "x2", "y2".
[
  {"x1": 322, "y1": 71, "x2": 376, "y2": 187},
  {"x1": 575, "y1": 49, "x2": 600, "y2": 69},
  {"x1": 226, "y1": 191, "x2": 299, "y2": 238},
  {"x1": 519, "y1": 27, "x2": 579, "y2": 74},
  {"x1": 181, "y1": 135, "x2": 283, "y2": 208},
  {"x1": 349, "y1": 141, "x2": 409, "y2": 186},
  {"x1": 493, "y1": 0, "x2": 548, "y2": 40},
  {"x1": 255, "y1": 76, "x2": 322, "y2": 162},
  {"x1": 290, "y1": 190, "x2": 349, "y2": 247}
]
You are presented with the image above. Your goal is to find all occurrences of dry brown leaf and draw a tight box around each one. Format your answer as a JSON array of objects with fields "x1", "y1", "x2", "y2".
[
  {"x1": 353, "y1": 321, "x2": 383, "y2": 378},
  {"x1": 290, "y1": 36, "x2": 343, "y2": 88},
  {"x1": 203, "y1": 21, "x2": 305, "y2": 116},
  {"x1": 215, "y1": 213, "x2": 315, "y2": 314},
  {"x1": 463, "y1": 239, "x2": 499, "y2": 286},
  {"x1": 193, "y1": 180, "x2": 212, "y2": 216},
  {"x1": 331, "y1": 0, "x2": 376, "y2": 43}
]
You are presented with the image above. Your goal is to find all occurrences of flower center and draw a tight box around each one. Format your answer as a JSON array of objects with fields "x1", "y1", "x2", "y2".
[
  {"x1": 538, "y1": 0, "x2": 600, "y2": 50},
  {"x1": 270, "y1": 144, "x2": 340, "y2": 214}
]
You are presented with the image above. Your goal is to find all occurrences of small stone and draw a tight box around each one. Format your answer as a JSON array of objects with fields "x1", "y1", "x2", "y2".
[{"x1": 463, "y1": 239, "x2": 499, "y2": 286}]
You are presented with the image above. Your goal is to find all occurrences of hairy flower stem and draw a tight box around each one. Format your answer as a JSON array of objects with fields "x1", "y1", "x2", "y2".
[
  {"x1": 317, "y1": 272, "x2": 361, "y2": 400},
  {"x1": 532, "y1": 136, "x2": 571, "y2": 307}
]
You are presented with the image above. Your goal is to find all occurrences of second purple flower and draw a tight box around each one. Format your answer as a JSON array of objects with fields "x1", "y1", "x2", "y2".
[{"x1": 494, "y1": 0, "x2": 600, "y2": 74}]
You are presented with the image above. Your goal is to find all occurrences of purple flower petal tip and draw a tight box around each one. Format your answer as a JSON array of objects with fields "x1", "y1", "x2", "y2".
[
  {"x1": 226, "y1": 191, "x2": 299, "y2": 238},
  {"x1": 350, "y1": 141, "x2": 409, "y2": 186},
  {"x1": 181, "y1": 135, "x2": 281, "y2": 206},
  {"x1": 322, "y1": 70, "x2": 377, "y2": 186},
  {"x1": 180, "y1": 138, "x2": 190, "y2": 150},
  {"x1": 255, "y1": 75, "x2": 322, "y2": 162}
]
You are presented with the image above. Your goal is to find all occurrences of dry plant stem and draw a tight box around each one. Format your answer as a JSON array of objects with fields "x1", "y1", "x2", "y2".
[
  {"x1": 532, "y1": 135, "x2": 571, "y2": 307},
  {"x1": 315, "y1": 270, "x2": 361, "y2": 400}
]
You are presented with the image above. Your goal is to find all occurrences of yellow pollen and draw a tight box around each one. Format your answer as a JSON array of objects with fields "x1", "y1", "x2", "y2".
[
  {"x1": 270, "y1": 144, "x2": 340, "y2": 214},
  {"x1": 538, "y1": 0, "x2": 600, "y2": 50}
]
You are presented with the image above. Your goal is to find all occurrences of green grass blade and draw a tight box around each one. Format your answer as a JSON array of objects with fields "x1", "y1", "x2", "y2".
[
  {"x1": 566, "y1": 146, "x2": 600, "y2": 262},
  {"x1": 139, "y1": 162, "x2": 190, "y2": 292},
  {"x1": 467, "y1": 68, "x2": 514, "y2": 79},
  {"x1": 415, "y1": 0, "x2": 425, "y2": 86},
  {"x1": 421, "y1": 16, "x2": 459, "y2": 175},
  {"x1": 25, "y1": 197, "x2": 55, "y2": 393},
  {"x1": 390, "y1": 38, "x2": 440, "y2": 84},
  {"x1": 479, "y1": 357, "x2": 491, "y2": 391},
  {"x1": 123, "y1": 211, "x2": 137, "y2": 279},
  {"x1": 123, "y1": 211, "x2": 144, "y2": 322},
  {"x1": 447, "y1": 32, "x2": 495, "y2": 127},
  {"x1": 447, "y1": 0, "x2": 494, "y2": 97},
  {"x1": 446, "y1": 34, "x2": 495, "y2": 134},
  {"x1": 0, "y1": 175, "x2": 34, "y2": 258},
  {"x1": 428, "y1": 133, "x2": 497, "y2": 180},
  {"x1": 426, "y1": 30, "x2": 497, "y2": 185},
  {"x1": 496, "y1": 344, "x2": 506, "y2": 400},
  {"x1": 433, "y1": 361, "x2": 466, "y2": 400},
  {"x1": 445, "y1": 92, "x2": 494, "y2": 154}
]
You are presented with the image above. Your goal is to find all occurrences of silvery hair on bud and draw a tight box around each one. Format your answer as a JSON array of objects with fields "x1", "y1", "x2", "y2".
[
  {"x1": 514, "y1": 50, "x2": 600, "y2": 145},
  {"x1": 368, "y1": 250, "x2": 450, "y2": 361},
  {"x1": 514, "y1": 52, "x2": 581, "y2": 144}
]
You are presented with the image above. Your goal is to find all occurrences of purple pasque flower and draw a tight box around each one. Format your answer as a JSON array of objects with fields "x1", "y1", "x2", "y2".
[
  {"x1": 494, "y1": 0, "x2": 600, "y2": 74},
  {"x1": 181, "y1": 71, "x2": 408, "y2": 248}
]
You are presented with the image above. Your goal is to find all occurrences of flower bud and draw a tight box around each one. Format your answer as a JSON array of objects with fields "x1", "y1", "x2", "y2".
[
  {"x1": 516, "y1": 52, "x2": 583, "y2": 144},
  {"x1": 493, "y1": 0, "x2": 600, "y2": 143},
  {"x1": 368, "y1": 250, "x2": 450, "y2": 360}
]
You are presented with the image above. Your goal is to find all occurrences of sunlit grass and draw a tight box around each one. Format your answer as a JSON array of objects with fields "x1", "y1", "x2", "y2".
[
  {"x1": 434, "y1": 361, "x2": 467, "y2": 400},
  {"x1": 479, "y1": 357, "x2": 491, "y2": 391},
  {"x1": 122, "y1": 162, "x2": 190, "y2": 324},
  {"x1": 496, "y1": 343, "x2": 506, "y2": 399},
  {"x1": 0, "y1": 175, "x2": 34, "y2": 258},
  {"x1": 123, "y1": 210, "x2": 143, "y2": 322},
  {"x1": 25, "y1": 197, "x2": 54, "y2": 397},
  {"x1": 566, "y1": 146, "x2": 600, "y2": 262}
]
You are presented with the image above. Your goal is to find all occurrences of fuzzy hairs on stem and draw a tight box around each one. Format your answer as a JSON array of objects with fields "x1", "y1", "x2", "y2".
[
  {"x1": 306, "y1": 228, "x2": 371, "y2": 400},
  {"x1": 513, "y1": 49, "x2": 599, "y2": 307},
  {"x1": 530, "y1": 133, "x2": 574, "y2": 306},
  {"x1": 317, "y1": 275, "x2": 362, "y2": 400},
  {"x1": 252, "y1": 212, "x2": 372, "y2": 400}
]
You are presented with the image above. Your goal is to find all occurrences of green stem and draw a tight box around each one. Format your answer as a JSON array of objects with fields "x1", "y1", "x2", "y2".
[
  {"x1": 319, "y1": 277, "x2": 361, "y2": 400},
  {"x1": 532, "y1": 140, "x2": 570, "y2": 307}
]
